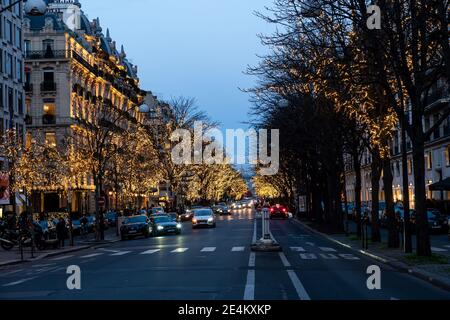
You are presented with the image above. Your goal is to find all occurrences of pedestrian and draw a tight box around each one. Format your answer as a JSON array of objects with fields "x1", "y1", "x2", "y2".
[{"x1": 56, "y1": 217, "x2": 66, "y2": 248}]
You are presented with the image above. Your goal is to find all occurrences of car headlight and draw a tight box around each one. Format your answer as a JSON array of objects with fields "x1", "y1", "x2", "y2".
[
  {"x1": 157, "y1": 225, "x2": 164, "y2": 230},
  {"x1": 208, "y1": 217, "x2": 213, "y2": 222},
  {"x1": 176, "y1": 223, "x2": 182, "y2": 229}
]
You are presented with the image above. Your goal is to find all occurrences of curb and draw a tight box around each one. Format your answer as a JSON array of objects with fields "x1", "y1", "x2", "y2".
[
  {"x1": 291, "y1": 218, "x2": 450, "y2": 293},
  {"x1": 0, "y1": 239, "x2": 120, "y2": 267}
]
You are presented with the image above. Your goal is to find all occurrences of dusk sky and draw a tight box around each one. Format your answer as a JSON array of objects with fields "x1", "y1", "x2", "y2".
[{"x1": 82, "y1": 0, "x2": 274, "y2": 131}]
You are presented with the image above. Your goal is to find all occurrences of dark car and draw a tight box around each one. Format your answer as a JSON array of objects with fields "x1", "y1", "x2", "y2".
[
  {"x1": 213, "y1": 205, "x2": 231, "y2": 215},
  {"x1": 180, "y1": 206, "x2": 203, "y2": 221},
  {"x1": 151, "y1": 215, "x2": 181, "y2": 236},
  {"x1": 168, "y1": 213, "x2": 179, "y2": 222},
  {"x1": 409, "y1": 209, "x2": 449, "y2": 234},
  {"x1": 120, "y1": 215, "x2": 151, "y2": 240},
  {"x1": 270, "y1": 204, "x2": 289, "y2": 219},
  {"x1": 105, "y1": 212, "x2": 118, "y2": 226}
]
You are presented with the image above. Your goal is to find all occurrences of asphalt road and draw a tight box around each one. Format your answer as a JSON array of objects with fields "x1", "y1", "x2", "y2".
[{"x1": 0, "y1": 209, "x2": 449, "y2": 300}]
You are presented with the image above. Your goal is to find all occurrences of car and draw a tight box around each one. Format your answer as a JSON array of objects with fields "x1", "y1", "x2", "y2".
[
  {"x1": 151, "y1": 207, "x2": 165, "y2": 215},
  {"x1": 180, "y1": 206, "x2": 203, "y2": 221},
  {"x1": 70, "y1": 219, "x2": 82, "y2": 235},
  {"x1": 151, "y1": 215, "x2": 182, "y2": 236},
  {"x1": 120, "y1": 215, "x2": 151, "y2": 240},
  {"x1": 213, "y1": 205, "x2": 231, "y2": 215},
  {"x1": 167, "y1": 213, "x2": 179, "y2": 222},
  {"x1": 105, "y1": 211, "x2": 118, "y2": 226},
  {"x1": 192, "y1": 208, "x2": 216, "y2": 228},
  {"x1": 270, "y1": 204, "x2": 289, "y2": 219},
  {"x1": 424, "y1": 209, "x2": 448, "y2": 233}
]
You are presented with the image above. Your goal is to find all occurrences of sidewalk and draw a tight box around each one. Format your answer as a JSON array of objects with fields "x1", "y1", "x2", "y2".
[
  {"x1": 0, "y1": 228, "x2": 120, "y2": 267},
  {"x1": 294, "y1": 218, "x2": 450, "y2": 292}
]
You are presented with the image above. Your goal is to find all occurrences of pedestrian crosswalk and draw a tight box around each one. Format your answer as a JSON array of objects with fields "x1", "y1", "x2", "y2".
[{"x1": 291, "y1": 246, "x2": 361, "y2": 261}]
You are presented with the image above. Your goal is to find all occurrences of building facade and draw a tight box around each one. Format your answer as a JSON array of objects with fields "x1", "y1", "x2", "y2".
[
  {"x1": 0, "y1": 0, "x2": 26, "y2": 215},
  {"x1": 24, "y1": 0, "x2": 145, "y2": 214},
  {"x1": 345, "y1": 78, "x2": 450, "y2": 209}
]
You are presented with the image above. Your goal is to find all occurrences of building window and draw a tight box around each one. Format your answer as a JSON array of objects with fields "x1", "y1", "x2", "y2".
[
  {"x1": 433, "y1": 113, "x2": 441, "y2": 140},
  {"x1": 42, "y1": 39, "x2": 54, "y2": 57},
  {"x1": 446, "y1": 146, "x2": 450, "y2": 167},
  {"x1": 16, "y1": 59, "x2": 22, "y2": 82},
  {"x1": 5, "y1": 20, "x2": 12, "y2": 43},
  {"x1": 408, "y1": 158, "x2": 413, "y2": 175},
  {"x1": 15, "y1": 26, "x2": 21, "y2": 50},
  {"x1": 7, "y1": 87, "x2": 13, "y2": 112},
  {"x1": 42, "y1": 103, "x2": 56, "y2": 125},
  {"x1": 0, "y1": 84, "x2": 3, "y2": 109},
  {"x1": 24, "y1": 40, "x2": 31, "y2": 56},
  {"x1": 0, "y1": 49, "x2": 3, "y2": 73},
  {"x1": 5, "y1": 53, "x2": 12, "y2": 77},
  {"x1": 17, "y1": 92, "x2": 23, "y2": 115},
  {"x1": 426, "y1": 152, "x2": 433, "y2": 170},
  {"x1": 45, "y1": 132, "x2": 57, "y2": 148}
]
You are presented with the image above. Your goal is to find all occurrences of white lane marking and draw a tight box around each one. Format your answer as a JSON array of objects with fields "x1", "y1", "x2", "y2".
[
  {"x1": 243, "y1": 270, "x2": 255, "y2": 300},
  {"x1": 232, "y1": 247, "x2": 245, "y2": 252},
  {"x1": 305, "y1": 242, "x2": 315, "y2": 246},
  {"x1": 290, "y1": 247, "x2": 306, "y2": 252},
  {"x1": 248, "y1": 252, "x2": 256, "y2": 267},
  {"x1": 171, "y1": 248, "x2": 189, "y2": 253},
  {"x1": 300, "y1": 253, "x2": 317, "y2": 260},
  {"x1": 99, "y1": 249, "x2": 120, "y2": 253},
  {"x1": 445, "y1": 245, "x2": 450, "y2": 248},
  {"x1": 339, "y1": 254, "x2": 360, "y2": 260},
  {"x1": 2, "y1": 277, "x2": 37, "y2": 287},
  {"x1": 50, "y1": 255, "x2": 74, "y2": 261},
  {"x1": 110, "y1": 251, "x2": 131, "y2": 256},
  {"x1": 287, "y1": 270, "x2": 311, "y2": 300},
  {"x1": 319, "y1": 253, "x2": 339, "y2": 260},
  {"x1": 140, "y1": 249, "x2": 160, "y2": 255},
  {"x1": 201, "y1": 247, "x2": 216, "y2": 252},
  {"x1": 431, "y1": 247, "x2": 448, "y2": 252},
  {"x1": 319, "y1": 247, "x2": 337, "y2": 252},
  {"x1": 0, "y1": 269, "x2": 24, "y2": 277},
  {"x1": 32, "y1": 263, "x2": 55, "y2": 268},
  {"x1": 279, "y1": 252, "x2": 291, "y2": 267},
  {"x1": 80, "y1": 253, "x2": 104, "y2": 258}
]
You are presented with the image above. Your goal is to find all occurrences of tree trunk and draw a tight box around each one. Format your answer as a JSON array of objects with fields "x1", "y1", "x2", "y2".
[
  {"x1": 353, "y1": 153, "x2": 362, "y2": 238},
  {"x1": 411, "y1": 128, "x2": 431, "y2": 256},
  {"x1": 401, "y1": 114, "x2": 412, "y2": 253},
  {"x1": 383, "y1": 156, "x2": 399, "y2": 248},
  {"x1": 370, "y1": 152, "x2": 382, "y2": 242}
]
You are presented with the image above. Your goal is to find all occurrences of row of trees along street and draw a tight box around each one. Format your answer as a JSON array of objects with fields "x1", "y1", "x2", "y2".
[
  {"x1": 0, "y1": 97, "x2": 248, "y2": 240},
  {"x1": 248, "y1": 0, "x2": 449, "y2": 256}
]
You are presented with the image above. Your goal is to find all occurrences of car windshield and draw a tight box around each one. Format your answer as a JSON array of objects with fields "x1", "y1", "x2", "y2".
[
  {"x1": 427, "y1": 210, "x2": 440, "y2": 219},
  {"x1": 154, "y1": 216, "x2": 172, "y2": 223},
  {"x1": 125, "y1": 216, "x2": 147, "y2": 224},
  {"x1": 194, "y1": 210, "x2": 212, "y2": 216}
]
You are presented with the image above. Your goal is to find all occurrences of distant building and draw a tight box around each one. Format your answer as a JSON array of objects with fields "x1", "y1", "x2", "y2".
[
  {"x1": 24, "y1": 0, "x2": 145, "y2": 213},
  {"x1": 0, "y1": 1, "x2": 26, "y2": 214}
]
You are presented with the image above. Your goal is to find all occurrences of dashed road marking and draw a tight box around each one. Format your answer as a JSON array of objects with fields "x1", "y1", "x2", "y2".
[
  {"x1": 305, "y1": 242, "x2": 315, "y2": 246},
  {"x1": 279, "y1": 252, "x2": 291, "y2": 267},
  {"x1": 248, "y1": 252, "x2": 256, "y2": 267},
  {"x1": 171, "y1": 248, "x2": 189, "y2": 253},
  {"x1": 319, "y1": 247, "x2": 337, "y2": 252},
  {"x1": 243, "y1": 270, "x2": 255, "y2": 300},
  {"x1": 81, "y1": 253, "x2": 104, "y2": 258},
  {"x1": 290, "y1": 247, "x2": 306, "y2": 252},
  {"x1": 232, "y1": 247, "x2": 245, "y2": 252},
  {"x1": 339, "y1": 254, "x2": 360, "y2": 260},
  {"x1": 287, "y1": 270, "x2": 311, "y2": 300},
  {"x1": 201, "y1": 247, "x2": 216, "y2": 252},
  {"x1": 300, "y1": 253, "x2": 317, "y2": 260},
  {"x1": 110, "y1": 251, "x2": 131, "y2": 256},
  {"x1": 319, "y1": 253, "x2": 339, "y2": 260},
  {"x1": 2, "y1": 277, "x2": 37, "y2": 287},
  {"x1": 140, "y1": 249, "x2": 161, "y2": 255}
]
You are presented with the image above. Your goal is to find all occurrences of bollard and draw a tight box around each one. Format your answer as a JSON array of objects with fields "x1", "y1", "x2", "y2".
[{"x1": 251, "y1": 208, "x2": 281, "y2": 252}]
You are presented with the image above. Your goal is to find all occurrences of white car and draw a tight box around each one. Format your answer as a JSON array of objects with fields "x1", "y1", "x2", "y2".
[{"x1": 192, "y1": 208, "x2": 216, "y2": 228}]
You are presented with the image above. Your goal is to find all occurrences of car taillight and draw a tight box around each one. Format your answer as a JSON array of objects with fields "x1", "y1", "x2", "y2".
[
  {"x1": 282, "y1": 208, "x2": 287, "y2": 213},
  {"x1": 270, "y1": 208, "x2": 274, "y2": 212}
]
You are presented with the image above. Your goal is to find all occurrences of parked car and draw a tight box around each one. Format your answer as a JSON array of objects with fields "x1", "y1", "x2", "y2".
[
  {"x1": 151, "y1": 215, "x2": 181, "y2": 236},
  {"x1": 71, "y1": 219, "x2": 82, "y2": 235},
  {"x1": 192, "y1": 208, "x2": 216, "y2": 228},
  {"x1": 120, "y1": 215, "x2": 151, "y2": 240},
  {"x1": 270, "y1": 204, "x2": 289, "y2": 219}
]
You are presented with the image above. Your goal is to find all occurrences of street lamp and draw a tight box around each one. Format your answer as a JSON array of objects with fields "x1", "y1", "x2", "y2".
[{"x1": 0, "y1": 0, "x2": 47, "y2": 15}]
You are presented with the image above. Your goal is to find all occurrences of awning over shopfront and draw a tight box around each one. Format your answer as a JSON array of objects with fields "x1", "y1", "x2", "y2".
[{"x1": 429, "y1": 178, "x2": 450, "y2": 191}]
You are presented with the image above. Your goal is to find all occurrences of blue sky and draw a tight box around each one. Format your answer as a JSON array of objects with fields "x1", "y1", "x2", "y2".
[{"x1": 82, "y1": 0, "x2": 274, "y2": 130}]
